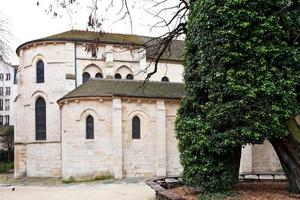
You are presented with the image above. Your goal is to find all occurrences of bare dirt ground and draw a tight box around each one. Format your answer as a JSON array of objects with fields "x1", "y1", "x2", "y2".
[
  {"x1": 0, "y1": 174, "x2": 155, "y2": 200},
  {"x1": 170, "y1": 181, "x2": 300, "y2": 200},
  {"x1": 231, "y1": 182, "x2": 299, "y2": 200}
]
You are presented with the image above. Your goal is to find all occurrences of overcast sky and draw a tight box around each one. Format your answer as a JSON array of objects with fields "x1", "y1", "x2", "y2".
[{"x1": 1, "y1": 0, "x2": 177, "y2": 64}]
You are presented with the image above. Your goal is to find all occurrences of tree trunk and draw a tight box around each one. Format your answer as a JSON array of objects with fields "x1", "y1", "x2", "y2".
[{"x1": 270, "y1": 118, "x2": 300, "y2": 194}]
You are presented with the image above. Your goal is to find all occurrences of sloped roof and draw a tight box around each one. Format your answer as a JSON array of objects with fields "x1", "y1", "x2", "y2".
[
  {"x1": 58, "y1": 79, "x2": 185, "y2": 102},
  {"x1": 39, "y1": 30, "x2": 145, "y2": 45},
  {"x1": 16, "y1": 30, "x2": 184, "y2": 61}
]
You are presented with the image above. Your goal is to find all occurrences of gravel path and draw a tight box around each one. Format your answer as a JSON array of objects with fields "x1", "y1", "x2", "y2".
[{"x1": 0, "y1": 178, "x2": 155, "y2": 200}]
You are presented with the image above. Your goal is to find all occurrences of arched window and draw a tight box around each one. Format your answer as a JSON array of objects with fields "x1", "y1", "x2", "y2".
[
  {"x1": 114, "y1": 73, "x2": 122, "y2": 79},
  {"x1": 0, "y1": 99, "x2": 3, "y2": 111},
  {"x1": 95, "y1": 73, "x2": 103, "y2": 79},
  {"x1": 86, "y1": 115, "x2": 94, "y2": 139},
  {"x1": 35, "y1": 97, "x2": 46, "y2": 140},
  {"x1": 132, "y1": 116, "x2": 141, "y2": 139},
  {"x1": 82, "y1": 72, "x2": 90, "y2": 84},
  {"x1": 126, "y1": 74, "x2": 134, "y2": 80},
  {"x1": 161, "y1": 76, "x2": 169, "y2": 82},
  {"x1": 36, "y1": 60, "x2": 44, "y2": 83}
]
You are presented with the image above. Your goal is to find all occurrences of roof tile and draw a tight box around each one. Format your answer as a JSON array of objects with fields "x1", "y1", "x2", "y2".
[
  {"x1": 17, "y1": 30, "x2": 184, "y2": 61},
  {"x1": 58, "y1": 79, "x2": 185, "y2": 102}
]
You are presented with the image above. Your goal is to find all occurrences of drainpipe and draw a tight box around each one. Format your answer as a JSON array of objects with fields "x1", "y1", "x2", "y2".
[
  {"x1": 74, "y1": 42, "x2": 77, "y2": 88},
  {"x1": 59, "y1": 104, "x2": 63, "y2": 178}
]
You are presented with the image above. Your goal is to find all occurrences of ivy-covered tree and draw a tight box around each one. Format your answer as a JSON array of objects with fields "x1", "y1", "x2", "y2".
[{"x1": 176, "y1": 0, "x2": 300, "y2": 193}]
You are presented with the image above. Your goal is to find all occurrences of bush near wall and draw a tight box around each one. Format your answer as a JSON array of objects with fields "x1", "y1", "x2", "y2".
[
  {"x1": 0, "y1": 150, "x2": 13, "y2": 163},
  {"x1": 0, "y1": 162, "x2": 13, "y2": 173},
  {"x1": 0, "y1": 125, "x2": 14, "y2": 163}
]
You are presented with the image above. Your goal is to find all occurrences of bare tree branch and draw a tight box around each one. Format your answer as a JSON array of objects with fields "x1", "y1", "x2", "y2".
[
  {"x1": 0, "y1": 13, "x2": 13, "y2": 62},
  {"x1": 41, "y1": 0, "x2": 189, "y2": 79},
  {"x1": 143, "y1": 21, "x2": 187, "y2": 83}
]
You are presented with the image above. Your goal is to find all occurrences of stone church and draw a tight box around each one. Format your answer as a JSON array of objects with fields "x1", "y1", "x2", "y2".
[{"x1": 14, "y1": 30, "x2": 282, "y2": 180}]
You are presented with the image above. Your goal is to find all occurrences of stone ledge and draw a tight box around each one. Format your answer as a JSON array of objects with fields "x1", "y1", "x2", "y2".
[{"x1": 14, "y1": 141, "x2": 61, "y2": 145}]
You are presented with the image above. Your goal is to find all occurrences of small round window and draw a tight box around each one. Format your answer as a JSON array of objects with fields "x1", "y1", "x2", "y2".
[
  {"x1": 126, "y1": 74, "x2": 134, "y2": 80},
  {"x1": 161, "y1": 76, "x2": 169, "y2": 82},
  {"x1": 114, "y1": 73, "x2": 122, "y2": 79},
  {"x1": 95, "y1": 73, "x2": 103, "y2": 79}
]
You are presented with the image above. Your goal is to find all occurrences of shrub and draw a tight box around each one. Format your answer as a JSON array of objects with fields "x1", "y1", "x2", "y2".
[{"x1": 0, "y1": 162, "x2": 13, "y2": 173}]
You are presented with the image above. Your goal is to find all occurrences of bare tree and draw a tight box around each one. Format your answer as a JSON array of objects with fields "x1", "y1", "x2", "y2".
[
  {"x1": 38, "y1": 0, "x2": 189, "y2": 80},
  {"x1": 0, "y1": 12, "x2": 13, "y2": 62}
]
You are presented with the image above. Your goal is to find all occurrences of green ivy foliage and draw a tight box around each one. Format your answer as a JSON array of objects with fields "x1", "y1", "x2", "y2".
[{"x1": 176, "y1": 0, "x2": 300, "y2": 192}]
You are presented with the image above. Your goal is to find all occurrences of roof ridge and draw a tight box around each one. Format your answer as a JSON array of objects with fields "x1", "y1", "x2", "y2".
[
  {"x1": 16, "y1": 29, "x2": 184, "y2": 61},
  {"x1": 89, "y1": 78, "x2": 184, "y2": 85},
  {"x1": 68, "y1": 29, "x2": 145, "y2": 38}
]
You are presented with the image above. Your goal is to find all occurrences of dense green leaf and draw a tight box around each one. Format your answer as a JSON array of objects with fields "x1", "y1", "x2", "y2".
[{"x1": 176, "y1": 0, "x2": 300, "y2": 192}]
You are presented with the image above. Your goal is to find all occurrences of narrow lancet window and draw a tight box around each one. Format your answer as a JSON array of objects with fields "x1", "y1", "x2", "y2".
[
  {"x1": 36, "y1": 60, "x2": 44, "y2": 83},
  {"x1": 132, "y1": 116, "x2": 141, "y2": 139},
  {"x1": 82, "y1": 72, "x2": 91, "y2": 83},
  {"x1": 86, "y1": 115, "x2": 94, "y2": 139},
  {"x1": 35, "y1": 97, "x2": 46, "y2": 140}
]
